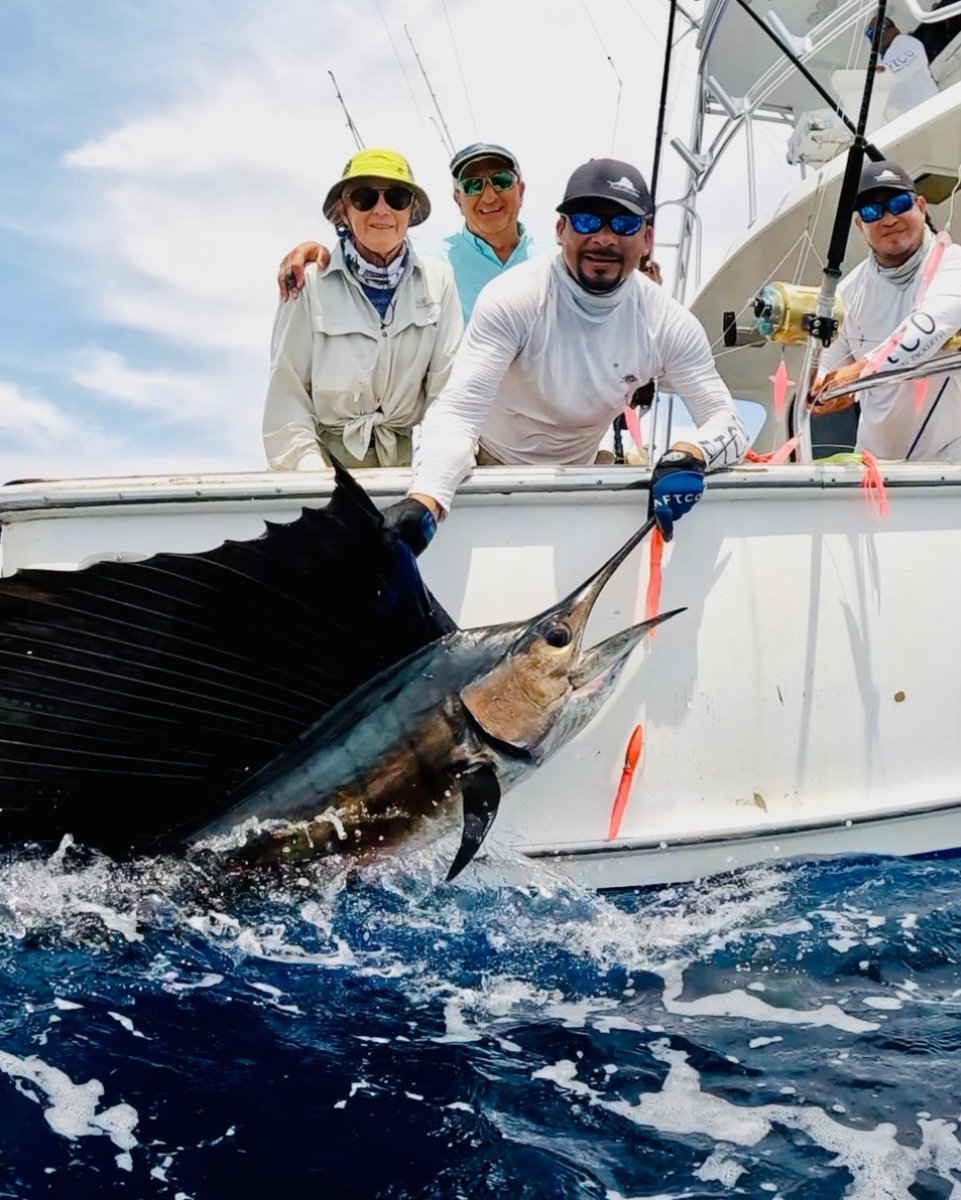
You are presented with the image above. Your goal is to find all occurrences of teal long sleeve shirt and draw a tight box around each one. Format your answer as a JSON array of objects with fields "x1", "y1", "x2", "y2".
[{"x1": 415, "y1": 224, "x2": 552, "y2": 322}]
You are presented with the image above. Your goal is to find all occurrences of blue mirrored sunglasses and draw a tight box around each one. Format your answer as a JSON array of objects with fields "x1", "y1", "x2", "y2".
[
  {"x1": 857, "y1": 192, "x2": 915, "y2": 223},
  {"x1": 567, "y1": 211, "x2": 646, "y2": 236}
]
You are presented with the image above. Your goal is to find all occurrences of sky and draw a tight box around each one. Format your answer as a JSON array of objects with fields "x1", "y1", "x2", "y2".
[{"x1": 0, "y1": 0, "x2": 800, "y2": 484}]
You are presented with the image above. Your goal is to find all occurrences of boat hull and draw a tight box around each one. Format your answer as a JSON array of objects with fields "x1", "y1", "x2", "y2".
[{"x1": 2, "y1": 462, "x2": 958, "y2": 889}]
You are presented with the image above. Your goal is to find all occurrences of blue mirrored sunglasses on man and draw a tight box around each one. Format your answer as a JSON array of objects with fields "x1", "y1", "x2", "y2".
[
  {"x1": 567, "y1": 211, "x2": 647, "y2": 236},
  {"x1": 857, "y1": 192, "x2": 915, "y2": 223},
  {"x1": 864, "y1": 17, "x2": 893, "y2": 39}
]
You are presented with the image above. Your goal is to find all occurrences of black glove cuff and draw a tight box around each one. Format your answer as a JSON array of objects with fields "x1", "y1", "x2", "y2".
[{"x1": 652, "y1": 449, "x2": 706, "y2": 478}]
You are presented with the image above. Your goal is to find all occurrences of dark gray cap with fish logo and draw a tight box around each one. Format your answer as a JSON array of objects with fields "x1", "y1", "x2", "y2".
[
  {"x1": 557, "y1": 158, "x2": 654, "y2": 218},
  {"x1": 857, "y1": 159, "x2": 916, "y2": 200}
]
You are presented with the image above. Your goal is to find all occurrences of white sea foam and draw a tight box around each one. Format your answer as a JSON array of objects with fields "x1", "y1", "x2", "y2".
[
  {"x1": 161, "y1": 971, "x2": 224, "y2": 992},
  {"x1": 0, "y1": 1050, "x2": 139, "y2": 1167},
  {"x1": 694, "y1": 1147, "x2": 746, "y2": 1187},
  {"x1": 108, "y1": 1012, "x2": 149, "y2": 1039},
  {"x1": 537, "y1": 1038, "x2": 961, "y2": 1198},
  {"x1": 659, "y1": 965, "x2": 878, "y2": 1033}
]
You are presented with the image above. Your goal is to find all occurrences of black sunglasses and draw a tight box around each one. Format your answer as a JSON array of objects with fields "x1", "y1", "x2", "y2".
[{"x1": 347, "y1": 185, "x2": 414, "y2": 212}]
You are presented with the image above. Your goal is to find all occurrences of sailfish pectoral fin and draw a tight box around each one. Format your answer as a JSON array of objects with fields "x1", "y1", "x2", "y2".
[{"x1": 446, "y1": 761, "x2": 502, "y2": 882}]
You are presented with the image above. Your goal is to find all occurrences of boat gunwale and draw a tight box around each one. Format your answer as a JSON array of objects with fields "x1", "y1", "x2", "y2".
[
  {"x1": 4, "y1": 461, "x2": 961, "y2": 518},
  {"x1": 523, "y1": 793, "x2": 961, "y2": 861}
]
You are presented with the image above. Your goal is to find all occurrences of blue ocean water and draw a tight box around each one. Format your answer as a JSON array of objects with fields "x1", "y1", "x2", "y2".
[{"x1": 1, "y1": 842, "x2": 960, "y2": 1199}]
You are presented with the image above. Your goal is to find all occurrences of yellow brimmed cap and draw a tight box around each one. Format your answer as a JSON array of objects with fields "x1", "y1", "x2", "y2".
[{"x1": 323, "y1": 148, "x2": 431, "y2": 226}]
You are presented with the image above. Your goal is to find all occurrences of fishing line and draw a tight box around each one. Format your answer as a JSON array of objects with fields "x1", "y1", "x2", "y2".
[{"x1": 943, "y1": 160, "x2": 961, "y2": 234}]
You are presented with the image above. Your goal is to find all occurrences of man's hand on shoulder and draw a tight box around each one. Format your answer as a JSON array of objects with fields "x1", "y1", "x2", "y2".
[
  {"x1": 278, "y1": 242, "x2": 329, "y2": 300},
  {"x1": 649, "y1": 443, "x2": 706, "y2": 542}
]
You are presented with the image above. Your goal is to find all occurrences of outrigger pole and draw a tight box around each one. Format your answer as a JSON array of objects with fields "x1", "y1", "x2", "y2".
[{"x1": 328, "y1": 71, "x2": 365, "y2": 152}]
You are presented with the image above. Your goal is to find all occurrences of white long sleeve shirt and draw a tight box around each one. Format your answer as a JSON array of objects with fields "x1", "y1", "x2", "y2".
[
  {"x1": 264, "y1": 244, "x2": 462, "y2": 470},
  {"x1": 411, "y1": 252, "x2": 747, "y2": 511},
  {"x1": 821, "y1": 233, "x2": 961, "y2": 460},
  {"x1": 881, "y1": 34, "x2": 938, "y2": 118}
]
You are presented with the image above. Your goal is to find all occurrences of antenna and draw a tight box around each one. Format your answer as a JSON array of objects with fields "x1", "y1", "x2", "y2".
[
  {"x1": 404, "y1": 26, "x2": 455, "y2": 157},
  {"x1": 328, "y1": 70, "x2": 365, "y2": 152}
]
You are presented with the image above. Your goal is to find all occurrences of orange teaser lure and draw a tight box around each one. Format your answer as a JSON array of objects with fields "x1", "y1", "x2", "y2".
[
  {"x1": 608, "y1": 725, "x2": 645, "y2": 841},
  {"x1": 769, "y1": 360, "x2": 794, "y2": 420}
]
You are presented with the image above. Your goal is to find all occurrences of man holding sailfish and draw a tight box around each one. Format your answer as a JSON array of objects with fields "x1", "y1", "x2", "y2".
[
  {"x1": 389, "y1": 158, "x2": 748, "y2": 555},
  {"x1": 811, "y1": 159, "x2": 961, "y2": 461}
]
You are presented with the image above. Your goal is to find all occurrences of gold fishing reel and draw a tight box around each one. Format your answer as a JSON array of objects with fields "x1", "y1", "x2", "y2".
[
  {"x1": 751, "y1": 282, "x2": 844, "y2": 345},
  {"x1": 724, "y1": 280, "x2": 961, "y2": 352}
]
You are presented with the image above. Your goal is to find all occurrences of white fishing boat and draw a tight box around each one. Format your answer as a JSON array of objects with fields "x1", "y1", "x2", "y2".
[{"x1": 3, "y1": 0, "x2": 961, "y2": 890}]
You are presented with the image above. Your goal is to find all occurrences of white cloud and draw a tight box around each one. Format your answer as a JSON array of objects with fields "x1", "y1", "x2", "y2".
[
  {"x1": 6, "y1": 0, "x2": 782, "y2": 485},
  {"x1": 0, "y1": 381, "x2": 81, "y2": 443},
  {"x1": 38, "y1": 0, "x2": 691, "y2": 483},
  {"x1": 72, "y1": 346, "x2": 256, "y2": 421}
]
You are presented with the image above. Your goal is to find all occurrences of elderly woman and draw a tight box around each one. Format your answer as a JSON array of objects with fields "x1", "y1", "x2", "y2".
[{"x1": 264, "y1": 149, "x2": 463, "y2": 470}]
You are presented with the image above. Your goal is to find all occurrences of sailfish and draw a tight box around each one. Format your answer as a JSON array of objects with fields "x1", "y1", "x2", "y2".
[{"x1": 0, "y1": 465, "x2": 681, "y2": 879}]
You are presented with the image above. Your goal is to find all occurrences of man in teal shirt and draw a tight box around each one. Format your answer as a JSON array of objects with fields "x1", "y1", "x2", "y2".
[{"x1": 277, "y1": 142, "x2": 551, "y2": 322}]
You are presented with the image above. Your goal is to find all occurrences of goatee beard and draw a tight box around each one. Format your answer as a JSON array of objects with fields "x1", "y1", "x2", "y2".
[{"x1": 576, "y1": 265, "x2": 625, "y2": 294}]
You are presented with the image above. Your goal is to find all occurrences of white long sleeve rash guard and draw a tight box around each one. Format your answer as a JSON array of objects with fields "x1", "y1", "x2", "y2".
[
  {"x1": 880, "y1": 34, "x2": 937, "y2": 119},
  {"x1": 411, "y1": 251, "x2": 747, "y2": 511},
  {"x1": 821, "y1": 232, "x2": 961, "y2": 460}
]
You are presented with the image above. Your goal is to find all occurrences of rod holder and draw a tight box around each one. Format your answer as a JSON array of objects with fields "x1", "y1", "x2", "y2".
[{"x1": 670, "y1": 137, "x2": 711, "y2": 177}]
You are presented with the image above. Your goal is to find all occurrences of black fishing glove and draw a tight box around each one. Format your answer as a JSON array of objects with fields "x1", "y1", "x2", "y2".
[
  {"x1": 648, "y1": 450, "x2": 706, "y2": 542},
  {"x1": 382, "y1": 498, "x2": 438, "y2": 557}
]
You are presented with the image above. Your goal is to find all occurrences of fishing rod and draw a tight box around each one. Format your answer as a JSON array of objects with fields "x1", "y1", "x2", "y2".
[
  {"x1": 636, "y1": 0, "x2": 679, "y2": 466},
  {"x1": 404, "y1": 26, "x2": 456, "y2": 158},
  {"x1": 650, "y1": 0, "x2": 678, "y2": 209},
  {"x1": 816, "y1": 350, "x2": 961, "y2": 404},
  {"x1": 790, "y1": 0, "x2": 889, "y2": 455},
  {"x1": 328, "y1": 70, "x2": 365, "y2": 152}
]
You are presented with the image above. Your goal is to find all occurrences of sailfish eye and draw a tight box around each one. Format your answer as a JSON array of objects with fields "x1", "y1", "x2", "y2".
[{"x1": 544, "y1": 623, "x2": 572, "y2": 648}]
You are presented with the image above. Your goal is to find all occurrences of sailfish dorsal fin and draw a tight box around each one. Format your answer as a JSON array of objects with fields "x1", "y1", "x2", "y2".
[{"x1": 0, "y1": 463, "x2": 454, "y2": 856}]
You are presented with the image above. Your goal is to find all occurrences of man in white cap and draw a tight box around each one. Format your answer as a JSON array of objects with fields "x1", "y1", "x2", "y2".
[
  {"x1": 811, "y1": 159, "x2": 961, "y2": 461},
  {"x1": 278, "y1": 142, "x2": 550, "y2": 322},
  {"x1": 383, "y1": 158, "x2": 747, "y2": 555}
]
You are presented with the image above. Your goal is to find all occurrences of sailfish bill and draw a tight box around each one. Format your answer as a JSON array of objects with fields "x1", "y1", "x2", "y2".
[{"x1": 0, "y1": 464, "x2": 682, "y2": 878}]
